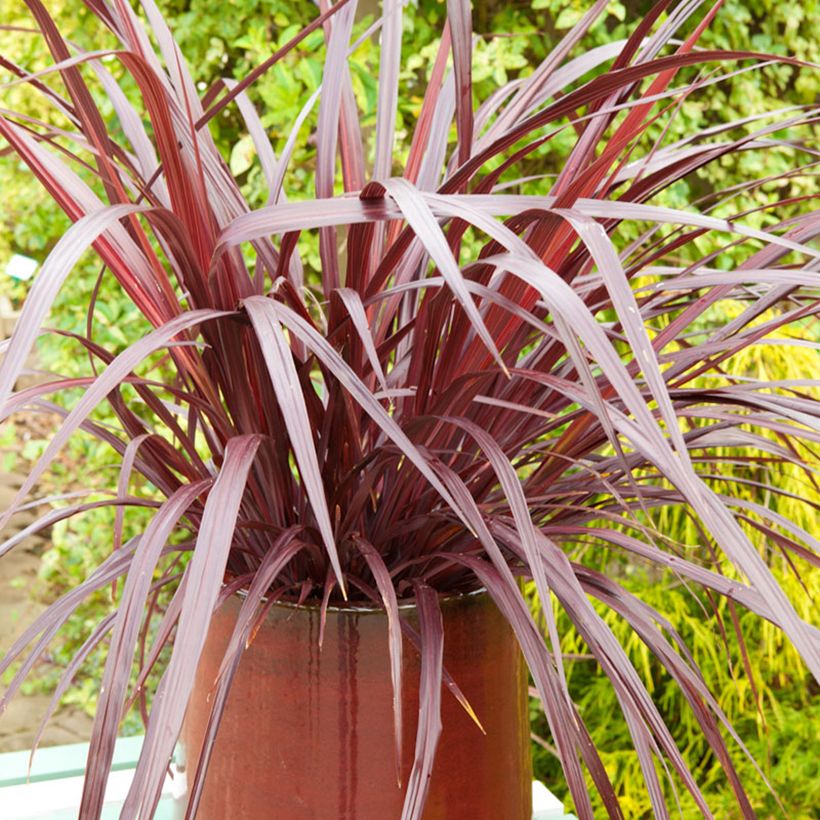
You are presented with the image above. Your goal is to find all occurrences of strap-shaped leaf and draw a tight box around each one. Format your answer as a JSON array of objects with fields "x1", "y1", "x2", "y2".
[
  {"x1": 80, "y1": 480, "x2": 210, "y2": 819},
  {"x1": 245, "y1": 298, "x2": 347, "y2": 596},
  {"x1": 122, "y1": 435, "x2": 261, "y2": 818},
  {"x1": 401, "y1": 584, "x2": 443, "y2": 820}
]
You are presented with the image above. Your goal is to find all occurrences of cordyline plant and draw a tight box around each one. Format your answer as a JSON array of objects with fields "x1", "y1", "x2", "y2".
[{"x1": 1, "y1": 0, "x2": 819, "y2": 816}]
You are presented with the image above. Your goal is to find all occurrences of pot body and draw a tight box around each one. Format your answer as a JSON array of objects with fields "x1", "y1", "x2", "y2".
[{"x1": 180, "y1": 591, "x2": 531, "y2": 819}]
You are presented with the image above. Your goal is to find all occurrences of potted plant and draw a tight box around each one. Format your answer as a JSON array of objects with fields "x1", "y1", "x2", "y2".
[{"x1": 1, "y1": 0, "x2": 818, "y2": 816}]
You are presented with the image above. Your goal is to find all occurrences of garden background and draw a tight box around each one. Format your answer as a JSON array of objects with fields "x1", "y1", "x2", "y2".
[{"x1": 1, "y1": 0, "x2": 817, "y2": 816}]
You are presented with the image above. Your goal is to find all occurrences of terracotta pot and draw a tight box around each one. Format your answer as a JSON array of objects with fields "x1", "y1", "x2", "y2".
[{"x1": 180, "y1": 590, "x2": 532, "y2": 819}]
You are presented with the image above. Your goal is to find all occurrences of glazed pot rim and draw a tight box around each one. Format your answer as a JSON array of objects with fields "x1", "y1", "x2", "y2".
[{"x1": 231, "y1": 584, "x2": 488, "y2": 614}]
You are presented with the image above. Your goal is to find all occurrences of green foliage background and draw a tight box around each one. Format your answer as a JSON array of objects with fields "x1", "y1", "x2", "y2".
[{"x1": 1, "y1": 1, "x2": 817, "y2": 815}]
